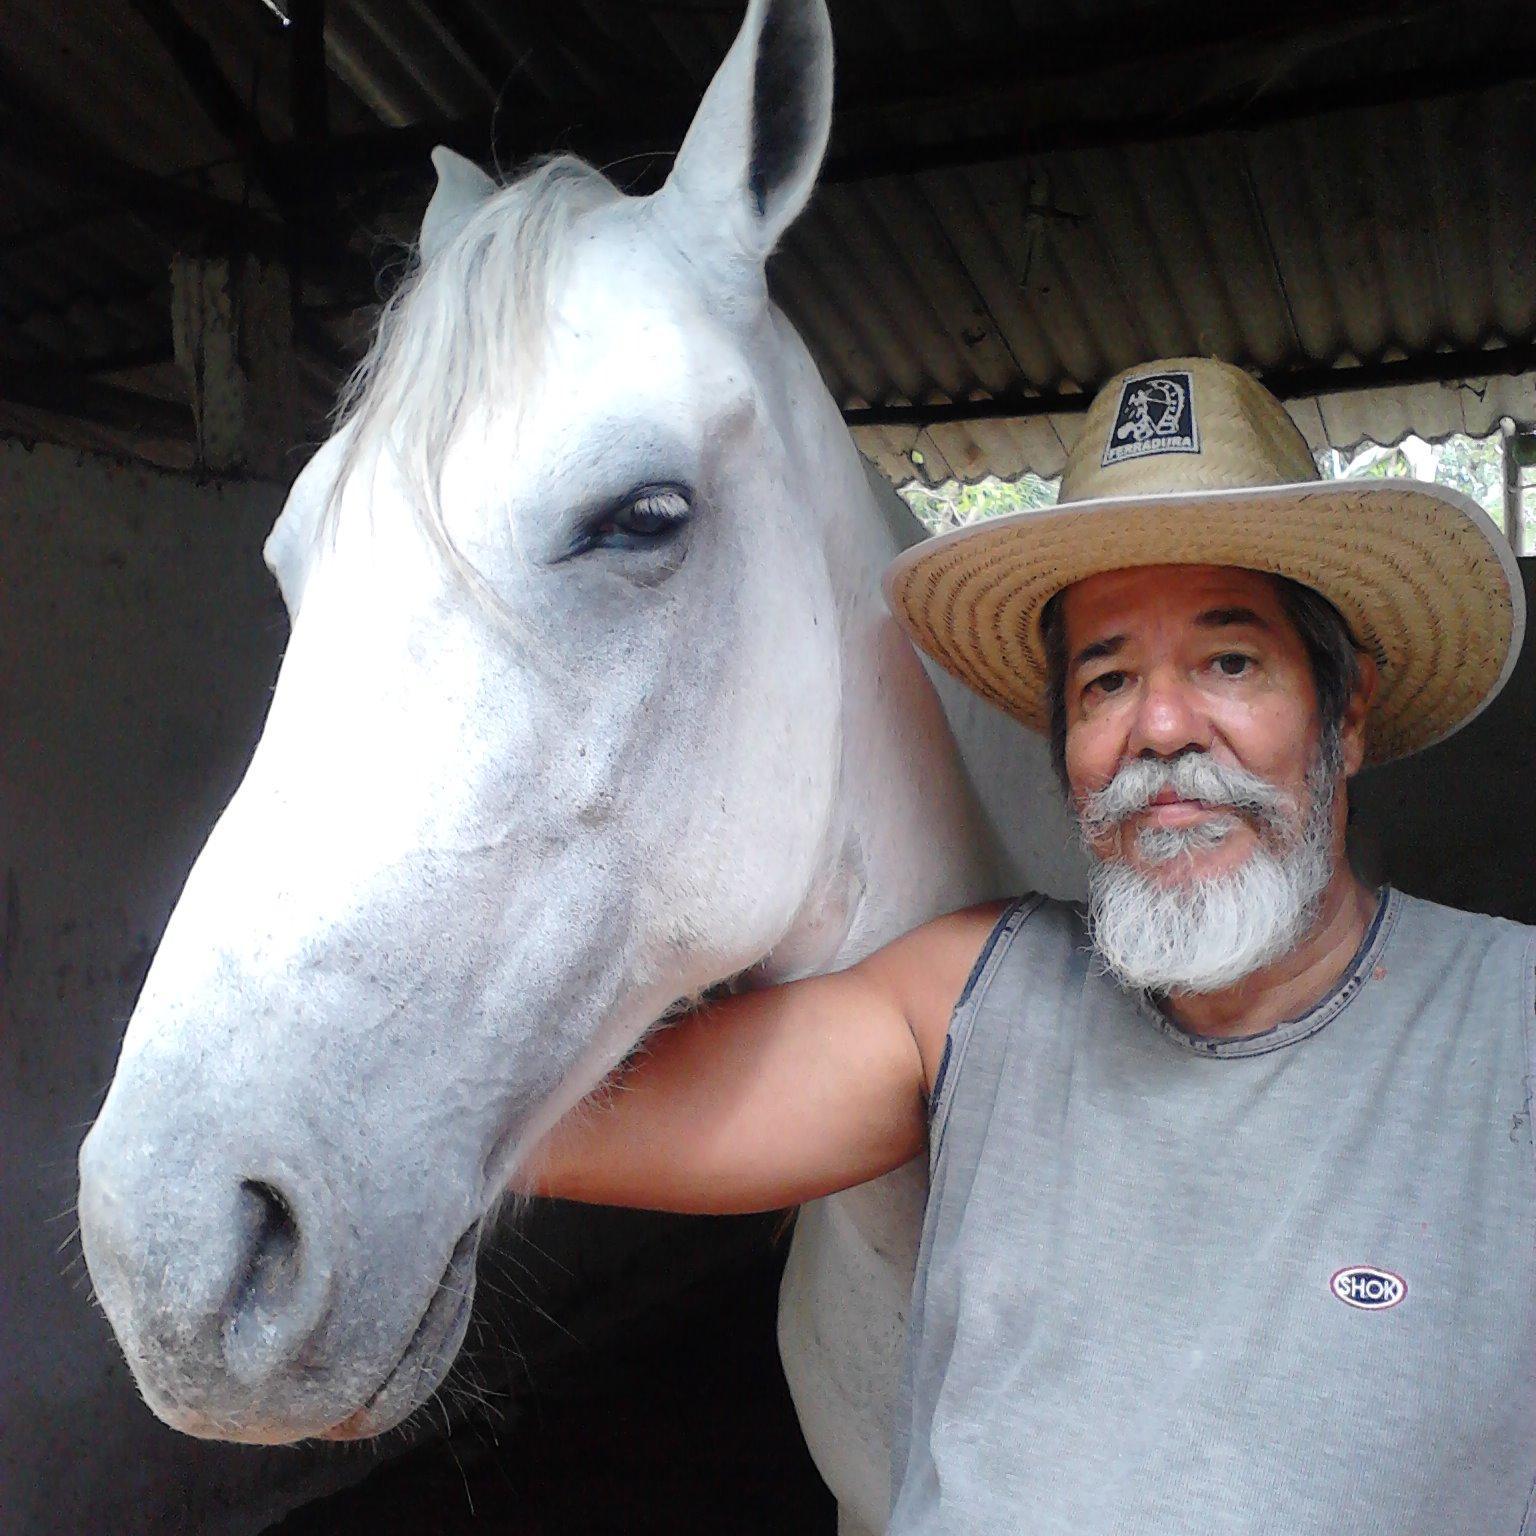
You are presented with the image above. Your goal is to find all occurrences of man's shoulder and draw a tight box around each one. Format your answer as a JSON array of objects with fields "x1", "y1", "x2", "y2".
[
  {"x1": 1384, "y1": 890, "x2": 1536, "y2": 997},
  {"x1": 1002, "y1": 890, "x2": 1090, "y2": 941},
  {"x1": 929, "y1": 891, "x2": 1079, "y2": 958},
  {"x1": 942, "y1": 892, "x2": 1088, "y2": 1008},
  {"x1": 875, "y1": 896, "x2": 1080, "y2": 1077},
  {"x1": 1390, "y1": 888, "x2": 1536, "y2": 943}
]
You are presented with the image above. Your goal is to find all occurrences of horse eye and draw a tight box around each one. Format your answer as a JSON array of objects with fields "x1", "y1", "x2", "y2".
[
  {"x1": 615, "y1": 488, "x2": 690, "y2": 537},
  {"x1": 578, "y1": 486, "x2": 692, "y2": 554}
]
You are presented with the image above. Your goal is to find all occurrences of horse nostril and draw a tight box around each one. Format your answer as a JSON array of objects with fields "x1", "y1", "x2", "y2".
[
  {"x1": 222, "y1": 1179, "x2": 322, "y2": 1382},
  {"x1": 234, "y1": 1180, "x2": 301, "y2": 1311}
]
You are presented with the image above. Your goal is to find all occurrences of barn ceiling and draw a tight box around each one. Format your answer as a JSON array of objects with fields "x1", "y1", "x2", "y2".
[{"x1": 3, "y1": 0, "x2": 1535, "y2": 482}]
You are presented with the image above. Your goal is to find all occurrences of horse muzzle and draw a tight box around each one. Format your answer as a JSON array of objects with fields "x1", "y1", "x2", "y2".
[{"x1": 77, "y1": 1067, "x2": 478, "y2": 1444}]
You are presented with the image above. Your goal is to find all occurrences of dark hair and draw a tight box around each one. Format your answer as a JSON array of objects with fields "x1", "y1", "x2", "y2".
[{"x1": 1039, "y1": 572, "x2": 1364, "y2": 790}]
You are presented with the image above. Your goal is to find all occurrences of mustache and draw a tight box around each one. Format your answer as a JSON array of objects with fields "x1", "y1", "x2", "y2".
[{"x1": 1078, "y1": 753, "x2": 1295, "y2": 842}]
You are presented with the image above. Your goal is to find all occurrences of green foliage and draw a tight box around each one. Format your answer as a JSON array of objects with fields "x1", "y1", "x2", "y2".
[
  {"x1": 1431, "y1": 435, "x2": 1505, "y2": 514},
  {"x1": 902, "y1": 473, "x2": 1058, "y2": 534},
  {"x1": 1321, "y1": 431, "x2": 1529, "y2": 543},
  {"x1": 902, "y1": 431, "x2": 1529, "y2": 547},
  {"x1": 1322, "y1": 434, "x2": 1503, "y2": 514}
]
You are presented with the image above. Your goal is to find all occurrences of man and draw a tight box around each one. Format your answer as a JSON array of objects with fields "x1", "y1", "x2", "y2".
[{"x1": 523, "y1": 358, "x2": 1533, "y2": 1532}]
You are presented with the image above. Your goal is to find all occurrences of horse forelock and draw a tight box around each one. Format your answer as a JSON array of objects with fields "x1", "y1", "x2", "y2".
[{"x1": 322, "y1": 155, "x2": 622, "y2": 591}]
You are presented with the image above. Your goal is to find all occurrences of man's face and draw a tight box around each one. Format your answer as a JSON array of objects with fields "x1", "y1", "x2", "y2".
[{"x1": 1060, "y1": 564, "x2": 1355, "y2": 883}]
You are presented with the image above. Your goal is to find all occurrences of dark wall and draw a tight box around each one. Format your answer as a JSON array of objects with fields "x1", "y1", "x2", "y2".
[
  {"x1": 1352, "y1": 559, "x2": 1536, "y2": 923},
  {"x1": 0, "y1": 439, "x2": 351, "y2": 1534}
]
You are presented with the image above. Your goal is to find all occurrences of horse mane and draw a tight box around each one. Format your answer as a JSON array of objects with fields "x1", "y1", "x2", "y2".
[{"x1": 324, "y1": 155, "x2": 622, "y2": 587}]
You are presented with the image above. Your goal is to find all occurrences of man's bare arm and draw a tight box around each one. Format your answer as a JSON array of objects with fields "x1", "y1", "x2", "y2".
[{"x1": 517, "y1": 902, "x2": 1007, "y2": 1215}]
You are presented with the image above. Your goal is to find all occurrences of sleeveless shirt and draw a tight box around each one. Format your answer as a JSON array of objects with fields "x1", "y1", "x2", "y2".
[{"x1": 891, "y1": 889, "x2": 1536, "y2": 1535}]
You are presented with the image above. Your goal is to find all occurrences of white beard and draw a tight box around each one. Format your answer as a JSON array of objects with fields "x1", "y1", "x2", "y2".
[{"x1": 1083, "y1": 751, "x2": 1338, "y2": 996}]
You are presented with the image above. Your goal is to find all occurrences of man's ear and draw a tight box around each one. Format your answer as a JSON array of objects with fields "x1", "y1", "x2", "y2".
[
  {"x1": 657, "y1": 0, "x2": 833, "y2": 282},
  {"x1": 1341, "y1": 652, "x2": 1379, "y2": 776},
  {"x1": 419, "y1": 146, "x2": 496, "y2": 266}
]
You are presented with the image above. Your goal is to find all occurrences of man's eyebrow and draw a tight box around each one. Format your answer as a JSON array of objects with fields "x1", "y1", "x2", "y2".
[
  {"x1": 1194, "y1": 606, "x2": 1272, "y2": 631},
  {"x1": 1069, "y1": 634, "x2": 1125, "y2": 671}
]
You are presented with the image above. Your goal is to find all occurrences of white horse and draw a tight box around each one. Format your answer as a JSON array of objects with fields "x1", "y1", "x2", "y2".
[{"x1": 78, "y1": 0, "x2": 1081, "y2": 1527}]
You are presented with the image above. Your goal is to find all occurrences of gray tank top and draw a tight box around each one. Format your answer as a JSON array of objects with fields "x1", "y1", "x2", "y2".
[{"x1": 891, "y1": 889, "x2": 1536, "y2": 1535}]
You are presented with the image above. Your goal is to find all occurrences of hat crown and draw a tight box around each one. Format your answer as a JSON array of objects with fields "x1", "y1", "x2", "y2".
[{"x1": 1059, "y1": 356, "x2": 1319, "y2": 504}]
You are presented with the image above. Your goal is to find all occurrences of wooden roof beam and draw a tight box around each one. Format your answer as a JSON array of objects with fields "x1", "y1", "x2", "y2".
[
  {"x1": 0, "y1": 76, "x2": 376, "y2": 303},
  {"x1": 123, "y1": 0, "x2": 294, "y2": 211},
  {"x1": 841, "y1": 343, "x2": 1536, "y2": 428},
  {"x1": 254, "y1": 0, "x2": 1484, "y2": 191},
  {"x1": 0, "y1": 356, "x2": 193, "y2": 440},
  {"x1": 822, "y1": 51, "x2": 1536, "y2": 185}
]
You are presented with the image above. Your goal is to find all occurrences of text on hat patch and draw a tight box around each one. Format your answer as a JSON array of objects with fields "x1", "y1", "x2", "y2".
[
  {"x1": 1102, "y1": 370, "x2": 1201, "y2": 467},
  {"x1": 1330, "y1": 1265, "x2": 1406, "y2": 1310}
]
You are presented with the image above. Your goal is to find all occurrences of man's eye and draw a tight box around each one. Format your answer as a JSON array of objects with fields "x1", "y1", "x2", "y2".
[
  {"x1": 1084, "y1": 670, "x2": 1127, "y2": 698},
  {"x1": 1214, "y1": 653, "x2": 1252, "y2": 677}
]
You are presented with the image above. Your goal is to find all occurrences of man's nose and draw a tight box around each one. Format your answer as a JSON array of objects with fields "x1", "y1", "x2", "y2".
[{"x1": 1126, "y1": 668, "x2": 1212, "y2": 760}]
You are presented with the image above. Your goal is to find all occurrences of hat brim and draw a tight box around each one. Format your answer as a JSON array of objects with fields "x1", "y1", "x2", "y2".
[{"x1": 883, "y1": 479, "x2": 1525, "y2": 767}]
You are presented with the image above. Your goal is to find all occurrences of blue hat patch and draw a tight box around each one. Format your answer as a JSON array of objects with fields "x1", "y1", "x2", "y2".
[{"x1": 1102, "y1": 370, "x2": 1201, "y2": 467}]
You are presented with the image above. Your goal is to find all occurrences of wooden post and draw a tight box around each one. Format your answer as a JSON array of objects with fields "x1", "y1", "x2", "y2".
[
  {"x1": 1504, "y1": 420, "x2": 1529, "y2": 558},
  {"x1": 288, "y1": 0, "x2": 330, "y2": 275},
  {"x1": 171, "y1": 255, "x2": 300, "y2": 478}
]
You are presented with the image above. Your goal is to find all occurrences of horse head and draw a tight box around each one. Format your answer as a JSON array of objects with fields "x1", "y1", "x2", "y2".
[{"x1": 78, "y1": 0, "x2": 885, "y2": 1443}]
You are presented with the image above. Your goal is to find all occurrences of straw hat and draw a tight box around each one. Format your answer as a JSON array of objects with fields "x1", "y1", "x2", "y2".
[{"x1": 883, "y1": 357, "x2": 1525, "y2": 766}]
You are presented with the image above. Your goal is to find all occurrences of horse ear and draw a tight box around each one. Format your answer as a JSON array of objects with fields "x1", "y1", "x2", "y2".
[
  {"x1": 660, "y1": 0, "x2": 833, "y2": 271},
  {"x1": 420, "y1": 147, "x2": 496, "y2": 266}
]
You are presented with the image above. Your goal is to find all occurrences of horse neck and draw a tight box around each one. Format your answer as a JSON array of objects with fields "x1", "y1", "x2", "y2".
[{"x1": 757, "y1": 321, "x2": 1006, "y2": 982}]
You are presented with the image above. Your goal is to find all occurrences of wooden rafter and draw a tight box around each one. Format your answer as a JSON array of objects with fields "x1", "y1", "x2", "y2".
[
  {"x1": 123, "y1": 0, "x2": 293, "y2": 212},
  {"x1": 842, "y1": 343, "x2": 1536, "y2": 429},
  {"x1": 0, "y1": 357, "x2": 192, "y2": 439},
  {"x1": 248, "y1": 0, "x2": 1492, "y2": 191}
]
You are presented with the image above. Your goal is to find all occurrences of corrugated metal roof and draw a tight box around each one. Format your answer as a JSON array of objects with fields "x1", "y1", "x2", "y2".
[
  {"x1": 834, "y1": 80, "x2": 1536, "y2": 483},
  {"x1": 3, "y1": 0, "x2": 1535, "y2": 480}
]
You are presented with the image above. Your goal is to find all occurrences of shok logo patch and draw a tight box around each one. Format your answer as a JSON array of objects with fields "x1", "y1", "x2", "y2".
[
  {"x1": 1102, "y1": 369, "x2": 1200, "y2": 466},
  {"x1": 1330, "y1": 1265, "x2": 1406, "y2": 1311}
]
